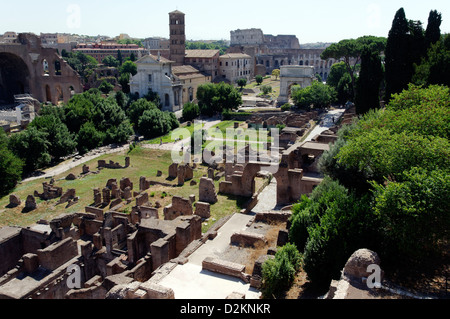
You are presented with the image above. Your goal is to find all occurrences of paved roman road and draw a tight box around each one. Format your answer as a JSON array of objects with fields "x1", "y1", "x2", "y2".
[{"x1": 156, "y1": 179, "x2": 279, "y2": 299}]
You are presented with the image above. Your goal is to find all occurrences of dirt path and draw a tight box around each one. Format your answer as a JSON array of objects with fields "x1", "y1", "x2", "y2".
[{"x1": 22, "y1": 144, "x2": 130, "y2": 183}]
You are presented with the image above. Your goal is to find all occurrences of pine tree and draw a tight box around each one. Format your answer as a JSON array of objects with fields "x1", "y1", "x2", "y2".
[
  {"x1": 385, "y1": 8, "x2": 413, "y2": 102},
  {"x1": 355, "y1": 45, "x2": 383, "y2": 115},
  {"x1": 425, "y1": 10, "x2": 442, "y2": 49}
]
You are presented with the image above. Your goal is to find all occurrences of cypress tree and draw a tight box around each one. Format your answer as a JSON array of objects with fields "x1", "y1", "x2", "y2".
[
  {"x1": 385, "y1": 8, "x2": 411, "y2": 101},
  {"x1": 355, "y1": 45, "x2": 383, "y2": 115},
  {"x1": 117, "y1": 50, "x2": 123, "y2": 65},
  {"x1": 408, "y1": 20, "x2": 426, "y2": 66},
  {"x1": 425, "y1": 10, "x2": 442, "y2": 49}
]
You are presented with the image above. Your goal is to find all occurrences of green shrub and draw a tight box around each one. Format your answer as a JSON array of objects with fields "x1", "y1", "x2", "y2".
[
  {"x1": 260, "y1": 85, "x2": 272, "y2": 95},
  {"x1": 0, "y1": 139, "x2": 24, "y2": 196},
  {"x1": 261, "y1": 243, "x2": 302, "y2": 298},
  {"x1": 255, "y1": 75, "x2": 263, "y2": 85},
  {"x1": 281, "y1": 103, "x2": 291, "y2": 111},
  {"x1": 372, "y1": 167, "x2": 450, "y2": 261},
  {"x1": 182, "y1": 102, "x2": 200, "y2": 121}
]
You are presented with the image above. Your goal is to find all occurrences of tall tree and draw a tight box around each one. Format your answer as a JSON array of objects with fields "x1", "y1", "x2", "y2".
[
  {"x1": 408, "y1": 20, "x2": 426, "y2": 66},
  {"x1": 355, "y1": 45, "x2": 384, "y2": 114},
  {"x1": 326, "y1": 61, "x2": 353, "y2": 104},
  {"x1": 425, "y1": 10, "x2": 442, "y2": 48},
  {"x1": 321, "y1": 36, "x2": 386, "y2": 101},
  {"x1": 384, "y1": 8, "x2": 412, "y2": 101},
  {"x1": 413, "y1": 34, "x2": 450, "y2": 87},
  {"x1": 117, "y1": 50, "x2": 123, "y2": 65},
  {"x1": 8, "y1": 127, "x2": 51, "y2": 174}
]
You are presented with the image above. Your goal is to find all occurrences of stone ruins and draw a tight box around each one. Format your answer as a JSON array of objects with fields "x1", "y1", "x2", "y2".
[{"x1": 0, "y1": 106, "x2": 357, "y2": 299}]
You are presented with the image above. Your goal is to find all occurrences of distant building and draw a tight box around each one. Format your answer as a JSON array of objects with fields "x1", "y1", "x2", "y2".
[
  {"x1": 40, "y1": 33, "x2": 58, "y2": 45},
  {"x1": 143, "y1": 37, "x2": 170, "y2": 51},
  {"x1": 130, "y1": 54, "x2": 210, "y2": 112},
  {"x1": 218, "y1": 53, "x2": 253, "y2": 84},
  {"x1": 230, "y1": 29, "x2": 264, "y2": 46},
  {"x1": 1, "y1": 32, "x2": 17, "y2": 43},
  {"x1": 73, "y1": 43, "x2": 147, "y2": 63},
  {"x1": 172, "y1": 65, "x2": 211, "y2": 105},
  {"x1": 184, "y1": 49, "x2": 220, "y2": 77},
  {"x1": 229, "y1": 28, "x2": 340, "y2": 81}
]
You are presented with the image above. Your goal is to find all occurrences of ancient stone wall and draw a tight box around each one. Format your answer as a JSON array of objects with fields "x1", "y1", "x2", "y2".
[
  {"x1": 163, "y1": 196, "x2": 193, "y2": 220},
  {"x1": 36, "y1": 238, "x2": 78, "y2": 271}
]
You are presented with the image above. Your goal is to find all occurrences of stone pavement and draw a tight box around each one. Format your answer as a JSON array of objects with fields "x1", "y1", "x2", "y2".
[
  {"x1": 304, "y1": 108, "x2": 345, "y2": 142},
  {"x1": 156, "y1": 178, "x2": 280, "y2": 299},
  {"x1": 157, "y1": 213, "x2": 260, "y2": 299}
]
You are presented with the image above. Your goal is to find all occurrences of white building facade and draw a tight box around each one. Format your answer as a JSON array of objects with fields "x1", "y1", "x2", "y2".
[
  {"x1": 218, "y1": 53, "x2": 253, "y2": 84},
  {"x1": 130, "y1": 54, "x2": 183, "y2": 112}
]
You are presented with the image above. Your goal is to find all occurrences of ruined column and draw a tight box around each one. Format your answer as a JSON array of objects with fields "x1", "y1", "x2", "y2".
[
  {"x1": 102, "y1": 188, "x2": 111, "y2": 204},
  {"x1": 103, "y1": 227, "x2": 113, "y2": 258},
  {"x1": 93, "y1": 188, "x2": 102, "y2": 206},
  {"x1": 177, "y1": 165, "x2": 186, "y2": 186}
]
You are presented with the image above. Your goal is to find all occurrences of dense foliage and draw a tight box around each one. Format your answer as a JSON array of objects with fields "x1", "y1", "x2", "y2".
[
  {"x1": 385, "y1": 8, "x2": 443, "y2": 101},
  {"x1": 197, "y1": 82, "x2": 242, "y2": 116},
  {"x1": 321, "y1": 36, "x2": 386, "y2": 101},
  {"x1": 182, "y1": 102, "x2": 200, "y2": 122},
  {"x1": 291, "y1": 81, "x2": 336, "y2": 108},
  {"x1": 291, "y1": 84, "x2": 450, "y2": 288},
  {"x1": 0, "y1": 130, "x2": 23, "y2": 196},
  {"x1": 354, "y1": 45, "x2": 384, "y2": 114},
  {"x1": 326, "y1": 62, "x2": 353, "y2": 105},
  {"x1": 261, "y1": 243, "x2": 302, "y2": 298}
]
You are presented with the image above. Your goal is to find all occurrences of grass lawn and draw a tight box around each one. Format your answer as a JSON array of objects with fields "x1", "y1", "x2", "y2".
[
  {"x1": 145, "y1": 122, "x2": 203, "y2": 144},
  {"x1": 205, "y1": 120, "x2": 271, "y2": 142},
  {"x1": 0, "y1": 145, "x2": 246, "y2": 233}
]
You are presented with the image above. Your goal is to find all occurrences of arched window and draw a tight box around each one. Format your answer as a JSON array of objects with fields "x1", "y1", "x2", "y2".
[
  {"x1": 165, "y1": 94, "x2": 170, "y2": 107},
  {"x1": 54, "y1": 60, "x2": 61, "y2": 75},
  {"x1": 43, "y1": 59, "x2": 49, "y2": 75},
  {"x1": 45, "y1": 85, "x2": 52, "y2": 102}
]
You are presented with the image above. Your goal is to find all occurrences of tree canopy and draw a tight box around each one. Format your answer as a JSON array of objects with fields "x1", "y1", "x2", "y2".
[
  {"x1": 197, "y1": 82, "x2": 242, "y2": 116},
  {"x1": 321, "y1": 36, "x2": 386, "y2": 101},
  {"x1": 291, "y1": 81, "x2": 336, "y2": 109}
]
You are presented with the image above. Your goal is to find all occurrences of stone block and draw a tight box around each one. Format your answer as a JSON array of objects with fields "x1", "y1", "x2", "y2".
[
  {"x1": 25, "y1": 195, "x2": 37, "y2": 211},
  {"x1": 66, "y1": 173, "x2": 77, "y2": 180},
  {"x1": 23, "y1": 253, "x2": 39, "y2": 274},
  {"x1": 202, "y1": 257, "x2": 245, "y2": 279},
  {"x1": 8, "y1": 194, "x2": 21, "y2": 207},
  {"x1": 198, "y1": 177, "x2": 217, "y2": 204},
  {"x1": 168, "y1": 163, "x2": 178, "y2": 178},
  {"x1": 230, "y1": 231, "x2": 267, "y2": 247},
  {"x1": 194, "y1": 201, "x2": 210, "y2": 219}
]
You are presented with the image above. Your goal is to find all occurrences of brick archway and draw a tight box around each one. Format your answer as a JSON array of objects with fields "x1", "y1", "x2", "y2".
[
  {"x1": 0, "y1": 52, "x2": 30, "y2": 104},
  {"x1": 0, "y1": 33, "x2": 83, "y2": 106}
]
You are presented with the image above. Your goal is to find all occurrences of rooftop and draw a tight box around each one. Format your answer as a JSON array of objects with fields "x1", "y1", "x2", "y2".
[
  {"x1": 219, "y1": 53, "x2": 251, "y2": 59},
  {"x1": 169, "y1": 10, "x2": 185, "y2": 15},
  {"x1": 185, "y1": 50, "x2": 220, "y2": 58},
  {"x1": 172, "y1": 65, "x2": 201, "y2": 75}
]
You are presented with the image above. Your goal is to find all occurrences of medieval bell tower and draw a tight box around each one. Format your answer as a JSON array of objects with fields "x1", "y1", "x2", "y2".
[{"x1": 169, "y1": 10, "x2": 186, "y2": 66}]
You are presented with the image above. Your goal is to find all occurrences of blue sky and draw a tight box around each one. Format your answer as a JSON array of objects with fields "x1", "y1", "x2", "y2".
[{"x1": 1, "y1": 1, "x2": 449, "y2": 43}]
